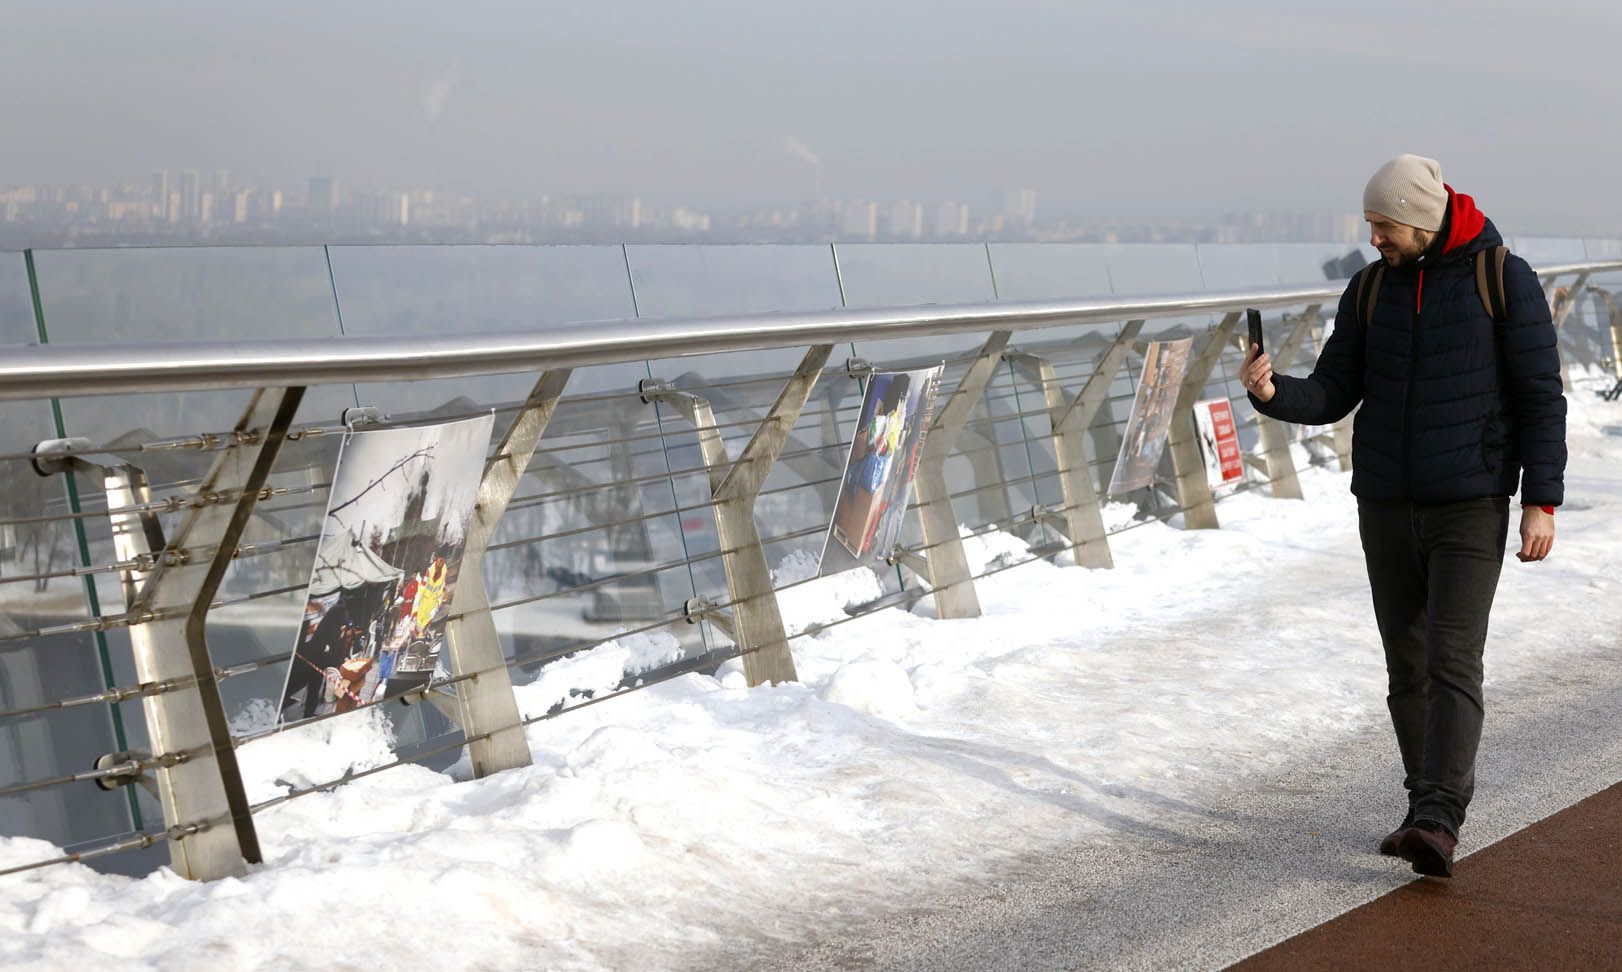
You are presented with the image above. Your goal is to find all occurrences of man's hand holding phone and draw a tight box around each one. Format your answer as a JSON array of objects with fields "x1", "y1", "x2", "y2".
[{"x1": 1241, "y1": 308, "x2": 1276, "y2": 403}]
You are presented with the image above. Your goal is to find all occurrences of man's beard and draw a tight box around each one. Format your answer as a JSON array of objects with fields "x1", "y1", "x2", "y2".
[{"x1": 1382, "y1": 233, "x2": 1433, "y2": 266}]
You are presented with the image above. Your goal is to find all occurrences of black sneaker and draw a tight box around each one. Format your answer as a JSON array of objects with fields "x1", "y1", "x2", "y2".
[
  {"x1": 1378, "y1": 810, "x2": 1416, "y2": 857},
  {"x1": 1397, "y1": 820, "x2": 1457, "y2": 878}
]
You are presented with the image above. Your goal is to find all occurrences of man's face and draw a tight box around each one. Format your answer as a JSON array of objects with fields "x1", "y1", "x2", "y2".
[{"x1": 1366, "y1": 212, "x2": 1434, "y2": 266}]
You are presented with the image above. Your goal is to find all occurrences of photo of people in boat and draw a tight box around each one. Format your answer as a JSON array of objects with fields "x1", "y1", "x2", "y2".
[
  {"x1": 820, "y1": 364, "x2": 943, "y2": 576},
  {"x1": 278, "y1": 413, "x2": 494, "y2": 725}
]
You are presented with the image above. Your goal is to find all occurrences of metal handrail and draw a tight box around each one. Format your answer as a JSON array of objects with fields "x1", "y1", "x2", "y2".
[
  {"x1": 8, "y1": 260, "x2": 1615, "y2": 402},
  {"x1": 0, "y1": 285, "x2": 1344, "y2": 400}
]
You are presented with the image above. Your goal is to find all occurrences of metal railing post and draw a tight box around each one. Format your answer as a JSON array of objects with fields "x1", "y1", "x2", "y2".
[
  {"x1": 441, "y1": 370, "x2": 571, "y2": 777},
  {"x1": 1006, "y1": 320, "x2": 1144, "y2": 568},
  {"x1": 90, "y1": 387, "x2": 302, "y2": 879},
  {"x1": 1167, "y1": 312, "x2": 1242, "y2": 529},
  {"x1": 1250, "y1": 304, "x2": 1322, "y2": 500},
  {"x1": 911, "y1": 331, "x2": 1012, "y2": 619},
  {"x1": 645, "y1": 345, "x2": 833, "y2": 686}
]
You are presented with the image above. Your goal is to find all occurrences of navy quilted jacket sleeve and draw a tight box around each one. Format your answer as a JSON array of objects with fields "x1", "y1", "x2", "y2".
[
  {"x1": 1500, "y1": 255, "x2": 1566, "y2": 507},
  {"x1": 1248, "y1": 282, "x2": 1364, "y2": 426}
]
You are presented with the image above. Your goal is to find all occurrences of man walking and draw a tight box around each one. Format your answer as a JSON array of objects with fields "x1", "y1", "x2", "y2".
[{"x1": 1241, "y1": 155, "x2": 1566, "y2": 877}]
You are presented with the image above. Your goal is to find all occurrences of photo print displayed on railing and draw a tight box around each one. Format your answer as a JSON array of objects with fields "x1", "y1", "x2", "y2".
[
  {"x1": 278, "y1": 414, "x2": 494, "y2": 725},
  {"x1": 1193, "y1": 398, "x2": 1244, "y2": 489},
  {"x1": 1108, "y1": 338, "x2": 1193, "y2": 496},
  {"x1": 820, "y1": 364, "x2": 943, "y2": 576}
]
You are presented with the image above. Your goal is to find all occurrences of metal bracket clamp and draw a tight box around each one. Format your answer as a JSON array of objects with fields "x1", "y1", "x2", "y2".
[
  {"x1": 682, "y1": 596, "x2": 736, "y2": 639},
  {"x1": 882, "y1": 545, "x2": 934, "y2": 585},
  {"x1": 1249, "y1": 304, "x2": 1321, "y2": 501},
  {"x1": 646, "y1": 345, "x2": 833, "y2": 686},
  {"x1": 105, "y1": 386, "x2": 305, "y2": 880},
  {"x1": 844, "y1": 357, "x2": 875, "y2": 380},
  {"x1": 441, "y1": 369, "x2": 572, "y2": 778},
  {"x1": 92, "y1": 750, "x2": 162, "y2": 799},
  {"x1": 909, "y1": 330, "x2": 1013, "y2": 621},
  {"x1": 340, "y1": 405, "x2": 387, "y2": 429},
  {"x1": 31, "y1": 439, "x2": 170, "y2": 607},
  {"x1": 1165, "y1": 311, "x2": 1244, "y2": 529},
  {"x1": 1004, "y1": 319, "x2": 1144, "y2": 570}
]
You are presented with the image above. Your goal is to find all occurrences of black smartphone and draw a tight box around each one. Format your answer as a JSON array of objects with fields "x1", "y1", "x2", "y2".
[{"x1": 1246, "y1": 308, "x2": 1264, "y2": 356}]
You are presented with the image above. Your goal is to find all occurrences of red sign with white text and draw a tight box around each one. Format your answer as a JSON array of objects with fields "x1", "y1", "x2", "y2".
[{"x1": 1194, "y1": 399, "x2": 1243, "y2": 487}]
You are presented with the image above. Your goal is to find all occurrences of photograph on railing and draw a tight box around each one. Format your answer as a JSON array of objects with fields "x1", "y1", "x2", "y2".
[
  {"x1": 1108, "y1": 337, "x2": 1193, "y2": 496},
  {"x1": 821, "y1": 365, "x2": 943, "y2": 576},
  {"x1": 1192, "y1": 399, "x2": 1243, "y2": 489},
  {"x1": 278, "y1": 413, "x2": 493, "y2": 724}
]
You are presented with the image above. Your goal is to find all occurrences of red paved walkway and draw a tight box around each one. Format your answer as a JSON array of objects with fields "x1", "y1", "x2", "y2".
[{"x1": 1228, "y1": 782, "x2": 1622, "y2": 971}]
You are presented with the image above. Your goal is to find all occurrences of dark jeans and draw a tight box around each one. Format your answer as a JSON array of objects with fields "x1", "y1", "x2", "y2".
[{"x1": 1357, "y1": 496, "x2": 1511, "y2": 836}]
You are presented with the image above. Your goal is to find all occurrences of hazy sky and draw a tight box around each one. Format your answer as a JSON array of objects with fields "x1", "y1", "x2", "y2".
[{"x1": 3, "y1": 1, "x2": 1619, "y2": 232}]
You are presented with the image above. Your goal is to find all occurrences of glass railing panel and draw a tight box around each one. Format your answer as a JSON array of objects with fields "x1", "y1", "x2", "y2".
[
  {"x1": 1584, "y1": 240, "x2": 1622, "y2": 378},
  {"x1": 0, "y1": 253, "x2": 151, "y2": 867},
  {"x1": 624, "y1": 244, "x2": 848, "y2": 659},
  {"x1": 1512, "y1": 238, "x2": 1604, "y2": 373},
  {"x1": 323, "y1": 243, "x2": 692, "y2": 740},
  {"x1": 26, "y1": 246, "x2": 355, "y2": 786},
  {"x1": 830, "y1": 243, "x2": 1038, "y2": 568}
]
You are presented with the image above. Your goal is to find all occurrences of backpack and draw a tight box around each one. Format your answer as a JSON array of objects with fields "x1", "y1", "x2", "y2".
[{"x1": 1353, "y1": 245, "x2": 1512, "y2": 331}]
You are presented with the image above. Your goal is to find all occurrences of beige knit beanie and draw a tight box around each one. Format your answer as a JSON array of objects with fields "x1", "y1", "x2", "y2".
[{"x1": 1363, "y1": 154, "x2": 1447, "y2": 231}]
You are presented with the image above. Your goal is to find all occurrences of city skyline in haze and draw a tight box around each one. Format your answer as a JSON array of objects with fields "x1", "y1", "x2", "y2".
[{"x1": 3, "y1": 2, "x2": 1619, "y2": 235}]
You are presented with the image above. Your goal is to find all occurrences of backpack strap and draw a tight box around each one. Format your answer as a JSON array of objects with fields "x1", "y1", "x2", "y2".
[
  {"x1": 1475, "y1": 245, "x2": 1510, "y2": 324},
  {"x1": 1355, "y1": 260, "x2": 1385, "y2": 331}
]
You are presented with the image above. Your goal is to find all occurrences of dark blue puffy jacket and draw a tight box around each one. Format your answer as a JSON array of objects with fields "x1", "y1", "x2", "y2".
[{"x1": 1252, "y1": 189, "x2": 1566, "y2": 507}]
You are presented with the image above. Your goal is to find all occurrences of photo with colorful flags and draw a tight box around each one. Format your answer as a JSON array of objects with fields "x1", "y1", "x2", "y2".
[
  {"x1": 278, "y1": 414, "x2": 494, "y2": 725},
  {"x1": 820, "y1": 364, "x2": 943, "y2": 576}
]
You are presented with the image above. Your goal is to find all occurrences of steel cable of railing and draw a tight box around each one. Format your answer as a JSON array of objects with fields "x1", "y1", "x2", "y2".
[
  {"x1": 0, "y1": 481, "x2": 330, "y2": 531},
  {"x1": 0, "y1": 750, "x2": 189, "y2": 802},
  {"x1": 0, "y1": 821, "x2": 210, "y2": 879}
]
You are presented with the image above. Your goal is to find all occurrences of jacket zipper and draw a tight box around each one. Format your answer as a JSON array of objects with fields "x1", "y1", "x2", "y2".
[{"x1": 1401, "y1": 268, "x2": 1424, "y2": 497}]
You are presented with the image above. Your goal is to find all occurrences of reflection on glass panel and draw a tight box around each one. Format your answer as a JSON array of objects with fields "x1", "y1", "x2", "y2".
[
  {"x1": 627, "y1": 245, "x2": 848, "y2": 627},
  {"x1": 1584, "y1": 238, "x2": 1622, "y2": 261},
  {"x1": 30, "y1": 246, "x2": 350, "y2": 442},
  {"x1": 1194, "y1": 244, "x2": 1280, "y2": 291},
  {"x1": 1105, "y1": 244, "x2": 1204, "y2": 296},
  {"x1": 329, "y1": 244, "x2": 640, "y2": 405},
  {"x1": 1513, "y1": 238, "x2": 1603, "y2": 371},
  {"x1": 0, "y1": 252, "x2": 34, "y2": 344},
  {"x1": 1272, "y1": 243, "x2": 1376, "y2": 285},
  {"x1": 985, "y1": 243, "x2": 1112, "y2": 301},
  {"x1": 835, "y1": 242, "x2": 995, "y2": 308},
  {"x1": 1509, "y1": 236, "x2": 1587, "y2": 265},
  {"x1": 836, "y1": 245, "x2": 1038, "y2": 585}
]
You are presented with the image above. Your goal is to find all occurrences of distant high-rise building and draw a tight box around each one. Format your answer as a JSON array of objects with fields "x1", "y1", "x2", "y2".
[
  {"x1": 841, "y1": 200, "x2": 877, "y2": 239},
  {"x1": 212, "y1": 170, "x2": 231, "y2": 198},
  {"x1": 887, "y1": 201, "x2": 923, "y2": 239},
  {"x1": 151, "y1": 170, "x2": 170, "y2": 221},
  {"x1": 1002, "y1": 187, "x2": 1037, "y2": 228},
  {"x1": 934, "y1": 201, "x2": 970, "y2": 237},
  {"x1": 615, "y1": 197, "x2": 643, "y2": 230},
  {"x1": 179, "y1": 170, "x2": 200, "y2": 225},
  {"x1": 361, "y1": 191, "x2": 409, "y2": 227},
  {"x1": 670, "y1": 207, "x2": 710, "y2": 233},
  {"x1": 231, "y1": 190, "x2": 252, "y2": 224},
  {"x1": 308, "y1": 176, "x2": 339, "y2": 218}
]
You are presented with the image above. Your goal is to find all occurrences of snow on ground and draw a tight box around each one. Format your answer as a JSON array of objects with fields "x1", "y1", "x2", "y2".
[{"x1": 4, "y1": 379, "x2": 1622, "y2": 972}]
